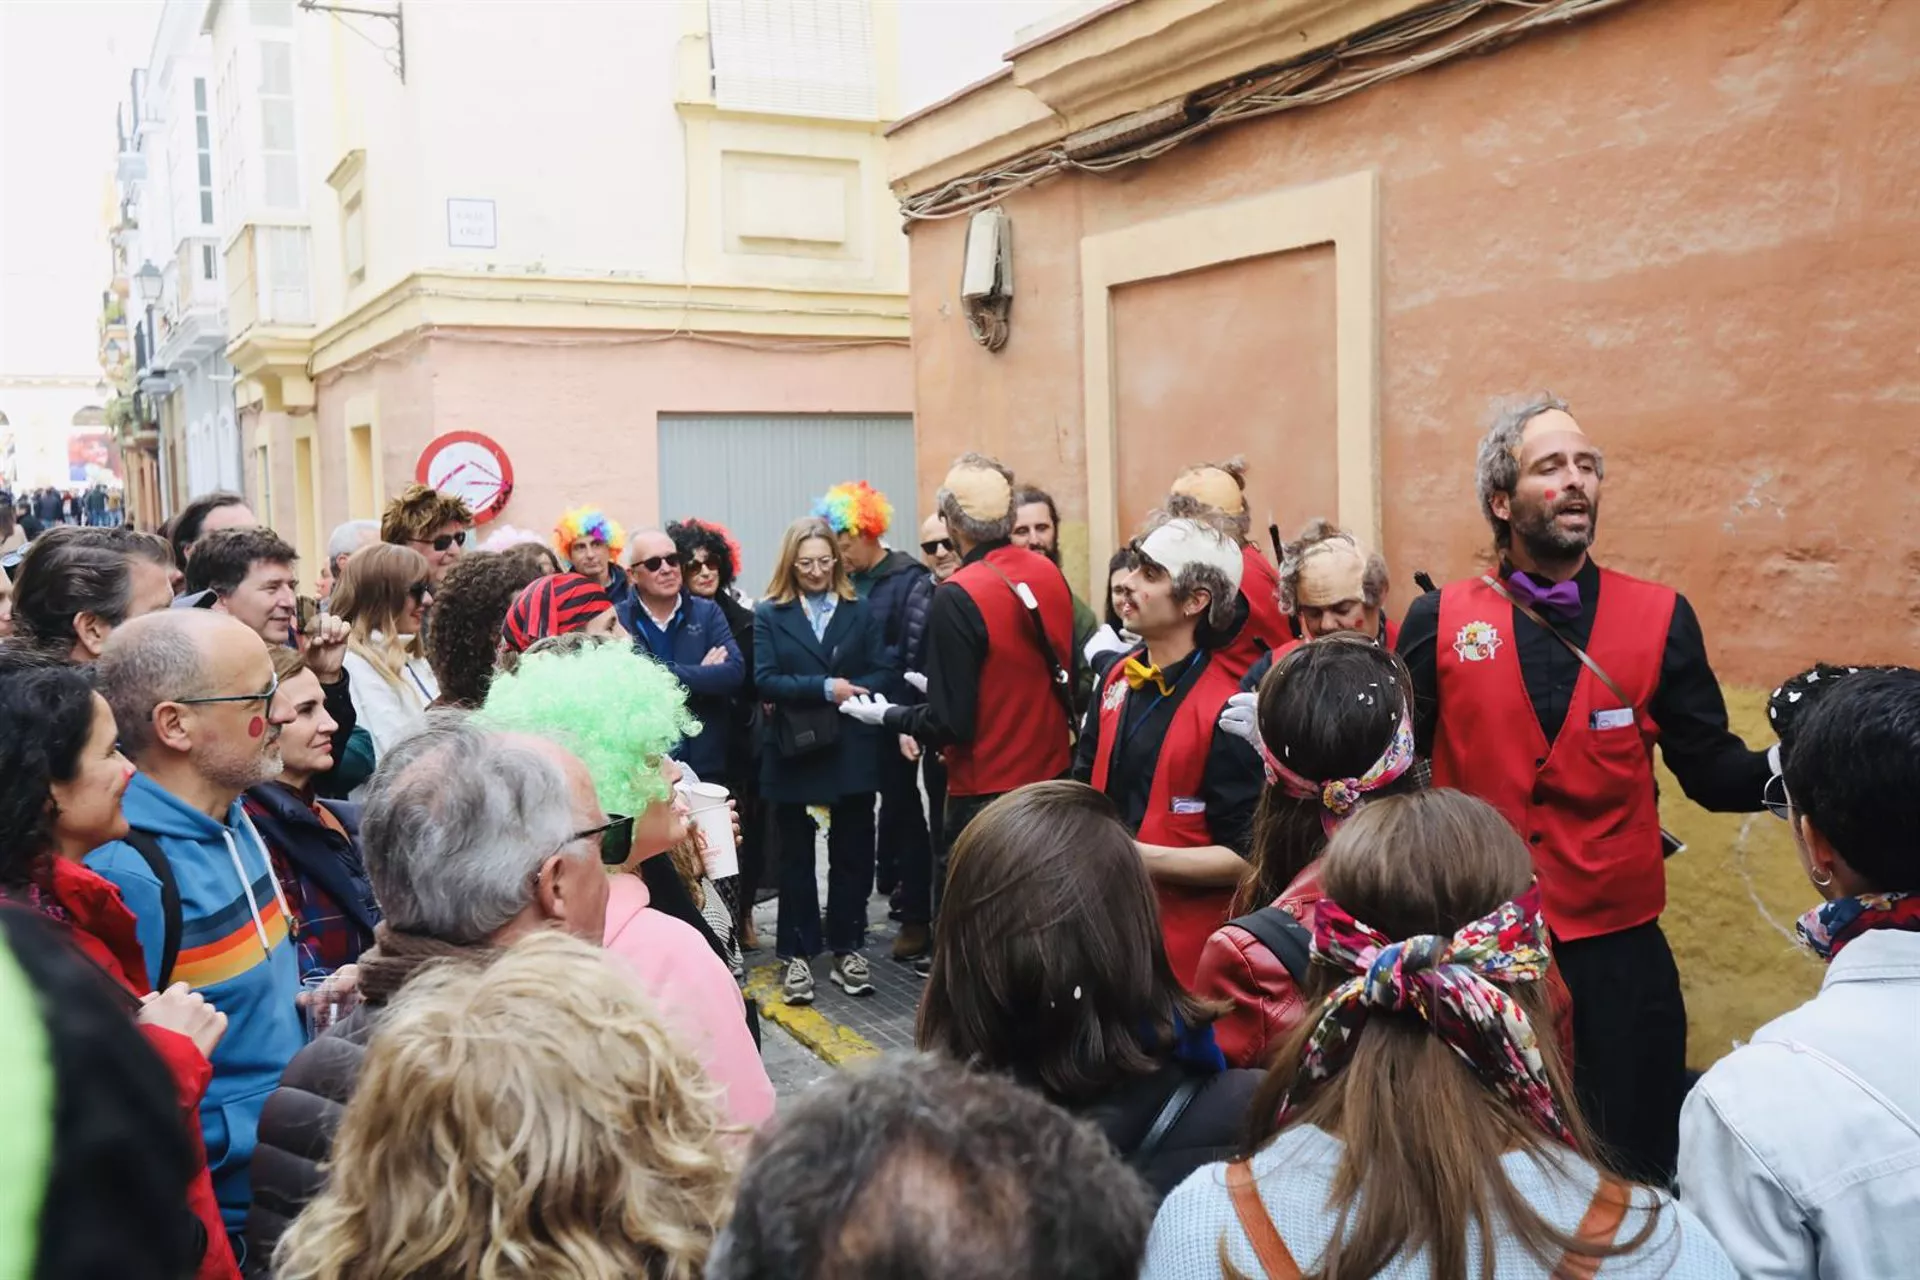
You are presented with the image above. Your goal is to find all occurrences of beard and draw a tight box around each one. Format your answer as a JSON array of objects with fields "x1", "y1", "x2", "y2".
[
  {"x1": 1510, "y1": 491, "x2": 1599, "y2": 560},
  {"x1": 1033, "y1": 541, "x2": 1060, "y2": 567},
  {"x1": 202, "y1": 731, "x2": 284, "y2": 793}
]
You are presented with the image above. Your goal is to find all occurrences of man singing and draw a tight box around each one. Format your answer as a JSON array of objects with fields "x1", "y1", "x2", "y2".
[{"x1": 1398, "y1": 394, "x2": 1774, "y2": 1184}]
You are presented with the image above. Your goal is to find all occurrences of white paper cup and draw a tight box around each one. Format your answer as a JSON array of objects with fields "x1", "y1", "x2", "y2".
[{"x1": 683, "y1": 781, "x2": 737, "y2": 878}]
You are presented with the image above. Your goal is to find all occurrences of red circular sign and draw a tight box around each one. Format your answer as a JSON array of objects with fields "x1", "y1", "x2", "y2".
[{"x1": 415, "y1": 431, "x2": 513, "y2": 524}]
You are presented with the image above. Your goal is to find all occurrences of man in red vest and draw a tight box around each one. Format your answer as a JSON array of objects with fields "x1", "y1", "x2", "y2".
[
  {"x1": 841, "y1": 453, "x2": 1077, "y2": 967},
  {"x1": 1227, "y1": 519, "x2": 1399, "y2": 704},
  {"x1": 1167, "y1": 458, "x2": 1290, "y2": 664},
  {"x1": 1073, "y1": 513, "x2": 1263, "y2": 986},
  {"x1": 1397, "y1": 394, "x2": 1775, "y2": 1184}
]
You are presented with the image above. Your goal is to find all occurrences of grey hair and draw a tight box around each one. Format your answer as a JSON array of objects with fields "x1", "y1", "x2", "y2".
[
  {"x1": 1137, "y1": 504, "x2": 1240, "y2": 631},
  {"x1": 1475, "y1": 393, "x2": 1604, "y2": 550},
  {"x1": 94, "y1": 615, "x2": 209, "y2": 761},
  {"x1": 1278, "y1": 519, "x2": 1390, "y2": 613},
  {"x1": 710, "y1": 1054, "x2": 1154, "y2": 1280},
  {"x1": 359, "y1": 712, "x2": 579, "y2": 945},
  {"x1": 936, "y1": 452, "x2": 1015, "y2": 546},
  {"x1": 326, "y1": 519, "x2": 378, "y2": 570}
]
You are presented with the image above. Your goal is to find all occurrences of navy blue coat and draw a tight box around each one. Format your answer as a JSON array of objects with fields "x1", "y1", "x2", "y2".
[
  {"x1": 241, "y1": 784, "x2": 380, "y2": 962},
  {"x1": 619, "y1": 592, "x2": 744, "y2": 779},
  {"x1": 753, "y1": 595, "x2": 891, "y2": 805}
]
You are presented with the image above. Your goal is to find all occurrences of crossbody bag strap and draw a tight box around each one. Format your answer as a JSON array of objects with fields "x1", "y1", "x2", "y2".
[
  {"x1": 1551, "y1": 1176, "x2": 1631, "y2": 1280},
  {"x1": 1479, "y1": 575, "x2": 1634, "y2": 707},
  {"x1": 1133, "y1": 1076, "x2": 1200, "y2": 1166},
  {"x1": 981, "y1": 562, "x2": 1075, "y2": 720},
  {"x1": 1225, "y1": 1158, "x2": 1302, "y2": 1280}
]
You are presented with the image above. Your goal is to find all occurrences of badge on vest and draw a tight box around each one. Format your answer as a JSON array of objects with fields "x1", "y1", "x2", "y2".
[
  {"x1": 1102, "y1": 679, "x2": 1129, "y2": 712},
  {"x1": 1452, "y1": 620, "x2": 1503, "y2": 663},
  {"x1": 1590, "y1": 707, "x2": 1635, "y2": 732},
  {"x1": 1170, "y1": 797, "x2": 1207, "y2": 815}
]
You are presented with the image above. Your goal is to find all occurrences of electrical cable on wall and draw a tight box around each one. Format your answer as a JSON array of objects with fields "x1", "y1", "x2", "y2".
[{"x1": 900, "y1": 0, "x2": 1638, "y2": 222}]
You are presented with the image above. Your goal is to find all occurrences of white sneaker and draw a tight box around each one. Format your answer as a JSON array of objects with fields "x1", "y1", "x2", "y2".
[
  {"x1": 782, "y1": 957, "x2": 815, "y2": 1005},
  {"x1": 831, "y1": 952, "x2": 874, "y2": 996}
]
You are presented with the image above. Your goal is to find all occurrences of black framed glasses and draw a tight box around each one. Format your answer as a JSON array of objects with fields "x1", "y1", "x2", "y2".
[
  {"x1": 407, "y1": 580, "x2": 433, "y2": 603},
  {"x1": 635, "y1": 553, "x2": 681, "y2": 572},
  {"x1": 420, "y1": 531, "x2": 467, "y2": 553},
  {"x1": 580, "y1": 814, "x2": 635, "y2": 865},
  {"x1": 174, "y1": 672, "x2": 280, "y2": 709},
  {"x1": 1763, "y1": 772, "x2": 1792, "y2": 821},
  {"x1": 920, "y1": 538, "x2": 954, "y2": 556}
]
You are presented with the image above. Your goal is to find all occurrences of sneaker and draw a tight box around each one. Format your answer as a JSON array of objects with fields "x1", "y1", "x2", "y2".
[
  {"x1": 891, "y1": 922, "x2": 931, "y2": 961},
  {"x1": 831, "y1": 952, "x2": 875, "y2": 996},
  {"x1": 781, "y1": 957, "x2": 815, "y2": 1005},
  {"x1": 911, "y1": 954, "x2": 932, "y2": 979}
]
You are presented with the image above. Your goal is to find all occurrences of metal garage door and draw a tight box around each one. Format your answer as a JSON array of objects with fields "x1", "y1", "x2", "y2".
[{"x1": 658, "y1": 413, "x2": 917, "y2": 597}]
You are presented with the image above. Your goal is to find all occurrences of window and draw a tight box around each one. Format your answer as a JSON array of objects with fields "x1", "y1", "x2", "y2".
[
  {"x1": 708, "y1": 0, "x2": 877, "y2": 120},
  {"x1": 259, "y1": 225, "x2": 312, "y2": 324},
  {"x1": 258, "y1": 40, "x2": 299, "y2": 208},
  {"x1": 194, "y1": 78, "x2": 215, "y2": 226},
  {"x1": 202, "y1": 243, "x2": 217, "y2": 281},
  {"x1": 216, "y1": 49, "x2": 245, "y2": 223}
]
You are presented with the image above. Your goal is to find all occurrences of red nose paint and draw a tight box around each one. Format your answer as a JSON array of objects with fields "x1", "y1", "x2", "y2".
[{"x1": 247, "y1": 716, "x2": 265, "y2": 740}]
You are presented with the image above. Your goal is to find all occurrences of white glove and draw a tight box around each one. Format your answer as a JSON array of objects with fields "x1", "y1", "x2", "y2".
[
  {"x1": 1083, "y1": 624, "x2": 1135, "y2": 664},
  {"x1": 838, "y1": 693, "x2": 894, "y2": 726},
  {"x1": 904, "y1": 671, "x2": 929, "y2": 694},
  {"x1": 1218, "y1": 690, "x2": 1260, "y2": 749}
]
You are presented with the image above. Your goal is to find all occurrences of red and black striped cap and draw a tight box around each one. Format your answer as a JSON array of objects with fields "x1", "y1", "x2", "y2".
[{"x1": 503, "y1": 573, "x2": 615, "y2": 653}]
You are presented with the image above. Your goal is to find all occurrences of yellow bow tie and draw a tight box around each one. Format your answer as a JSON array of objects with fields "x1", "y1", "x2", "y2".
[{"x1": 1123, "y1": 657, "x2": 1173, "y2": 696}]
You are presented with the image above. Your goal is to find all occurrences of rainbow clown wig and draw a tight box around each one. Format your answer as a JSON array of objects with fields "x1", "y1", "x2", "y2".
[
  {"x1": 477, "y1": 640, "x2": 695, "y2": 812},
  {"x1": 552, "y1": 507, "x2": 627, "y2": 562},
  {"x1": 813, "y1": 481, "x2": 893, "y2": 540}
]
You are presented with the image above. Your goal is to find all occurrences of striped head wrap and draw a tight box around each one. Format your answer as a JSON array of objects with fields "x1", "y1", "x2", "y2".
[
  {"x1": 502, "y1": 573, "x2": 614, "y2": 653},
  {"x1": 813, "y1": 481, "x2": 893, "y2": 539}
]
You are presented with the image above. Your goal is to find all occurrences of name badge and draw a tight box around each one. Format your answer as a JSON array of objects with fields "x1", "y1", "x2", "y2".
[
  {"x1": 1170, "y1": 796, "x2": 1207, "y2": 815},
  {"x1": 1590, "y1": 708, "x2": 1635, "y2": 732}
]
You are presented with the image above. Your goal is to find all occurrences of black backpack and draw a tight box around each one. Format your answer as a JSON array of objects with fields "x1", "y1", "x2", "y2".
[{"x1": 1225, "y1": 905, "x2": 1312, "y2": 986}]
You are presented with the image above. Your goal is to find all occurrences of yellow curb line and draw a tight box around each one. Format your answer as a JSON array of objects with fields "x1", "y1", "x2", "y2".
[{"x1": 745, "y1": 962, "x2": 882, "y2": 1067}]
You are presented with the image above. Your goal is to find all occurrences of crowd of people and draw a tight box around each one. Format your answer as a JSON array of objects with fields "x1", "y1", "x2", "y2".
[{"x1": 0, "y1": 393, "x2": 1914, "y2": 1279}]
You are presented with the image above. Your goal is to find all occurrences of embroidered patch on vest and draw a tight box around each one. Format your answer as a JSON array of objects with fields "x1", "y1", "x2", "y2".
[
  {"x1": 1102, "y1": 679, "x2": 1129, "y2": 712},
  {"x1": 1452, "y1": 620, "x2": 1502, "y2": 663},
  {"x1": 1170, "y1": 796, "x2": 1206, "y2": 814}
]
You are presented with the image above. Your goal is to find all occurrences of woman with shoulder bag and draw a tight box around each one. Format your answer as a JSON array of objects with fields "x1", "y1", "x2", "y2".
[{"x1": 753, "y1": 516, "x2": 891, "y2": 1008}]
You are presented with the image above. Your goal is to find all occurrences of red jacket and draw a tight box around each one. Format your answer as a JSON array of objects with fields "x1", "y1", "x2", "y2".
[
  {"x1": 45, "y1": 858, "x2": 241, "y2": 1280},
  {"x1": 1195, "y1": 861, "x2": 1579, "y2": 1071}
]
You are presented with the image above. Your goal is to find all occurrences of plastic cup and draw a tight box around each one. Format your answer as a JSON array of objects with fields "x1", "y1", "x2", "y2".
[
  {"x1": 301, "y1": 971, "x2": 339, "y2": 1039},
  {"x1": 683, "y1": 781, "x2": 737, "y2": 878}
]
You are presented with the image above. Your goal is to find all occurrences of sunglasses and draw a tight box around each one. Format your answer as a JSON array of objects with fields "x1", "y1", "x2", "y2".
[
  {"x1": 635, "y1": 553, "x2": 681, "y2": 572},
  {"x1": 174, "y1": 671, "x2": 280, "y2": 709},
  {"x1": 407, "y1": 581, "x2": 433, "y2": 603},
  {"x1": 419, "y1": 531, "x2": 467, "y2": 553},
  {"x1": 920, "y1": 538, "x2": 955, "y2": 556},
  {"x1": 577, "y1": 814, "x2": 636, "y2": 865},
  {"x1": 688, "y1": 557, "x2": 717, "y2": 574}
]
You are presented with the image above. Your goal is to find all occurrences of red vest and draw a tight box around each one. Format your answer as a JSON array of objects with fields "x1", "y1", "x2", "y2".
[
  {"x1": 944, "y1": 545, "x2": 1076, "y2": 796},
  {"x1": 1431, "y1": 570, "x2": 1675, "y2": 941},
  {"x1": 1089, "y1": 649, "x2": 1242, "y2": 987},
  {"x1": 1240, "y1": 544, "x2": 1291, "y2": 651}
]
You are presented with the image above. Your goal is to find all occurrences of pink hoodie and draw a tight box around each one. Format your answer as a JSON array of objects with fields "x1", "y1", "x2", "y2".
[{"x1": 601, "y1": 874, "x2": 775, "y2": 1129}]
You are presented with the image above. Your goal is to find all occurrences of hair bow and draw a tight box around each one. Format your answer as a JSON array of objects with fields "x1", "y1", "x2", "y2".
[{"x1": 1259, "y1": 708, "x2": 1415, "y2": 835}]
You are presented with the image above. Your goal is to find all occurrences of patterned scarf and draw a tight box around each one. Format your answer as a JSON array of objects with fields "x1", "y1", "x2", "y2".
[
  {"x1": 1258, "y1": 708, "x2": 1416, "y2": 836},
  {"x1": 1277, "y1": 881, "x2": 1573, "y2": 1145},
  {"x1": 1796, "y1": 891, "x2": 1920, "y2": 961}
]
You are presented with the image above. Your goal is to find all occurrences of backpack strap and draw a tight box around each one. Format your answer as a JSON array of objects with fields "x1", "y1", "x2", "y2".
[
  {"x1": 1226, "y1": 1158, "x2": 1302, "y2": 1279},
  {"x1": 1132, "y1": 1076, "x2": 1200, "y2": 1169},
  {"x1": 122, "y1": 830, "x2": 182, "y2": 989},
  {"x1": 1228, "y1": 906, "x2": 1312, "y2": 986},
  {"x1": 1552, "y1": 1176, "x2": 1630, "y2": 1280}
]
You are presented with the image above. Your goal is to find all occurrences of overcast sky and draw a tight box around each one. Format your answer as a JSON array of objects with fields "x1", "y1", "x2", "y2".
[{"x1": 0, "y1": 0, "x2": 1071, "y2": 382}]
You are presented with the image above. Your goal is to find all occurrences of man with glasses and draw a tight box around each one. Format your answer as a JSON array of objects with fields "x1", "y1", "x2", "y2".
[
  {"x1": 615, "y1": 528, "x2": 742, "y2": 781},
  {"x1": 379, "y1": 483, "x2": 472, "y2": 587},
  {"x1": 84, "y1": 610, "x2": 304, "y2": 1261},
  {"x1": 245, "y1": 715, "x2": 616, "y2": 1262}
]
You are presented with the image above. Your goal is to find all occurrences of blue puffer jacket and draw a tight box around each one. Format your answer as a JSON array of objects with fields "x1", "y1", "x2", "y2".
[
  {"x1": 899, "y1": 569, "x2": 936, "y2": 698},
  {"x1": 851, "y1": 548, "x2": 926, "y2": 700}
]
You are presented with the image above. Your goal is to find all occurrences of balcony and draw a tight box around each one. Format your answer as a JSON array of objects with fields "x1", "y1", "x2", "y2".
[
  {"x1": 224, "y1": 223, "x2": 316, "y2": 414},
  {"x1": 154, "y1": 237, "x2": 229, "y2": 368}
]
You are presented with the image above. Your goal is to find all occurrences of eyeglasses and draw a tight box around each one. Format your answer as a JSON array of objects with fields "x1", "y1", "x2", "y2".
[
  {"x1": 794, "y1": 556, "x2": 836, "y2": 572},
  {"x1": 920, "y1": 538, "x2": 955, "y2": 556},
  {"x1": 407, "y1": 581, "x2": 433, "y2": 603},
  {"x1": 174, "y1": 671, "x2": 280, "y2": 709},
  {"x1": 576, "y1": 814, "x2": 635, "y2": 865},
  {"x1": 1763, "y1": 772, "x2": 1792, "y2": 821},
  {"x1": 418, "y1": 531, "x2": 467, "y2": 553},
  {"x1": 635, "y1": 553, "x2": 681, "y2": 572}
]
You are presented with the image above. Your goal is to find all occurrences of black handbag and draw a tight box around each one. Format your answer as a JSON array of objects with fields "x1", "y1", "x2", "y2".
[{"x1": 772, "y1": 702, "x2": 841, "y2": 758}]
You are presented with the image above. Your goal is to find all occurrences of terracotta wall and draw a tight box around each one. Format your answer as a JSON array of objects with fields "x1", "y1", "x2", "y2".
[
  {"x1": 289, "y1": 332, "x2": 913, "y2": 543},
  {"x1": 903, "y1": 0, "x2": 1916, "y2": 1061}
]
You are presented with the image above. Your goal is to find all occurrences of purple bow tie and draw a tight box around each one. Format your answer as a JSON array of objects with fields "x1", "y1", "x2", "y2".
[{"x1": 1507, "y1": 571, "x2": 1582, "y2": 620}]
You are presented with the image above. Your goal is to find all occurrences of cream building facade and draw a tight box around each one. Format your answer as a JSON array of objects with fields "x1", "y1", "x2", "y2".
[{"x1": 210, "y1": 0, "x2": 920, "y2": 580}]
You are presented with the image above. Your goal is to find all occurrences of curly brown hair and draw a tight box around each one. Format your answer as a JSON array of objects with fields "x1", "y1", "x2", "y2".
[
  {"x1": 379, "y1": 483, "x2": 473, "y2": 546},
  {"x1": 423, "y1": 551, "x2": 544, "y2": 709}
]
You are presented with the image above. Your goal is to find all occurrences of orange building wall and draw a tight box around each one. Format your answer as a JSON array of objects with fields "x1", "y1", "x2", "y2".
[{"x1": 902, "y1": 0, "x2": 1915, "y2": 1062}]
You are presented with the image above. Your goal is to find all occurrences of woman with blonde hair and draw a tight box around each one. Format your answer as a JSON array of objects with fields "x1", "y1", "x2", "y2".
[
  {"x1": 273, "y1": 930, "x2": 736, "y2": 1280},
  {"x1": 753, "y1": 515, "x2": 890, "y2": 1007},
  {"x1": 331, "y1": 542, "x2": 439, "y2": 770}
]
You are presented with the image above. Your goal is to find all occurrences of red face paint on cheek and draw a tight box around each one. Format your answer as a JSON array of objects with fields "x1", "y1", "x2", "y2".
[
  {"x1": 1544, "y1": 488, "x2": 1558, "y2": 503},
  {"x1": 248, "y1": 716, "x2": 266, "y2": 740}
]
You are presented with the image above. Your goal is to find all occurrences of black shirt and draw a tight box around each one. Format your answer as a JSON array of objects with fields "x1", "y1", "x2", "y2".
[
  {"x1": 1397, "y1": 559, "x2": 1770, "y2": 813},
  {"x1": 1071, "y1": 648, "x2": 1263, "y2": 853}
]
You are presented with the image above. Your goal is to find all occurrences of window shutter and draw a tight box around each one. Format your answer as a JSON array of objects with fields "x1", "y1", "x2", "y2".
[{"x1": 708, "y1": 0, "x2": 877, "y2": 121}]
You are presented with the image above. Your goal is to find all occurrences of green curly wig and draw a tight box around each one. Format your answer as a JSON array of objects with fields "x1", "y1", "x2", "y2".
[{"x1": 476, "y1": 639, "x2": 697, "y2": 813}]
